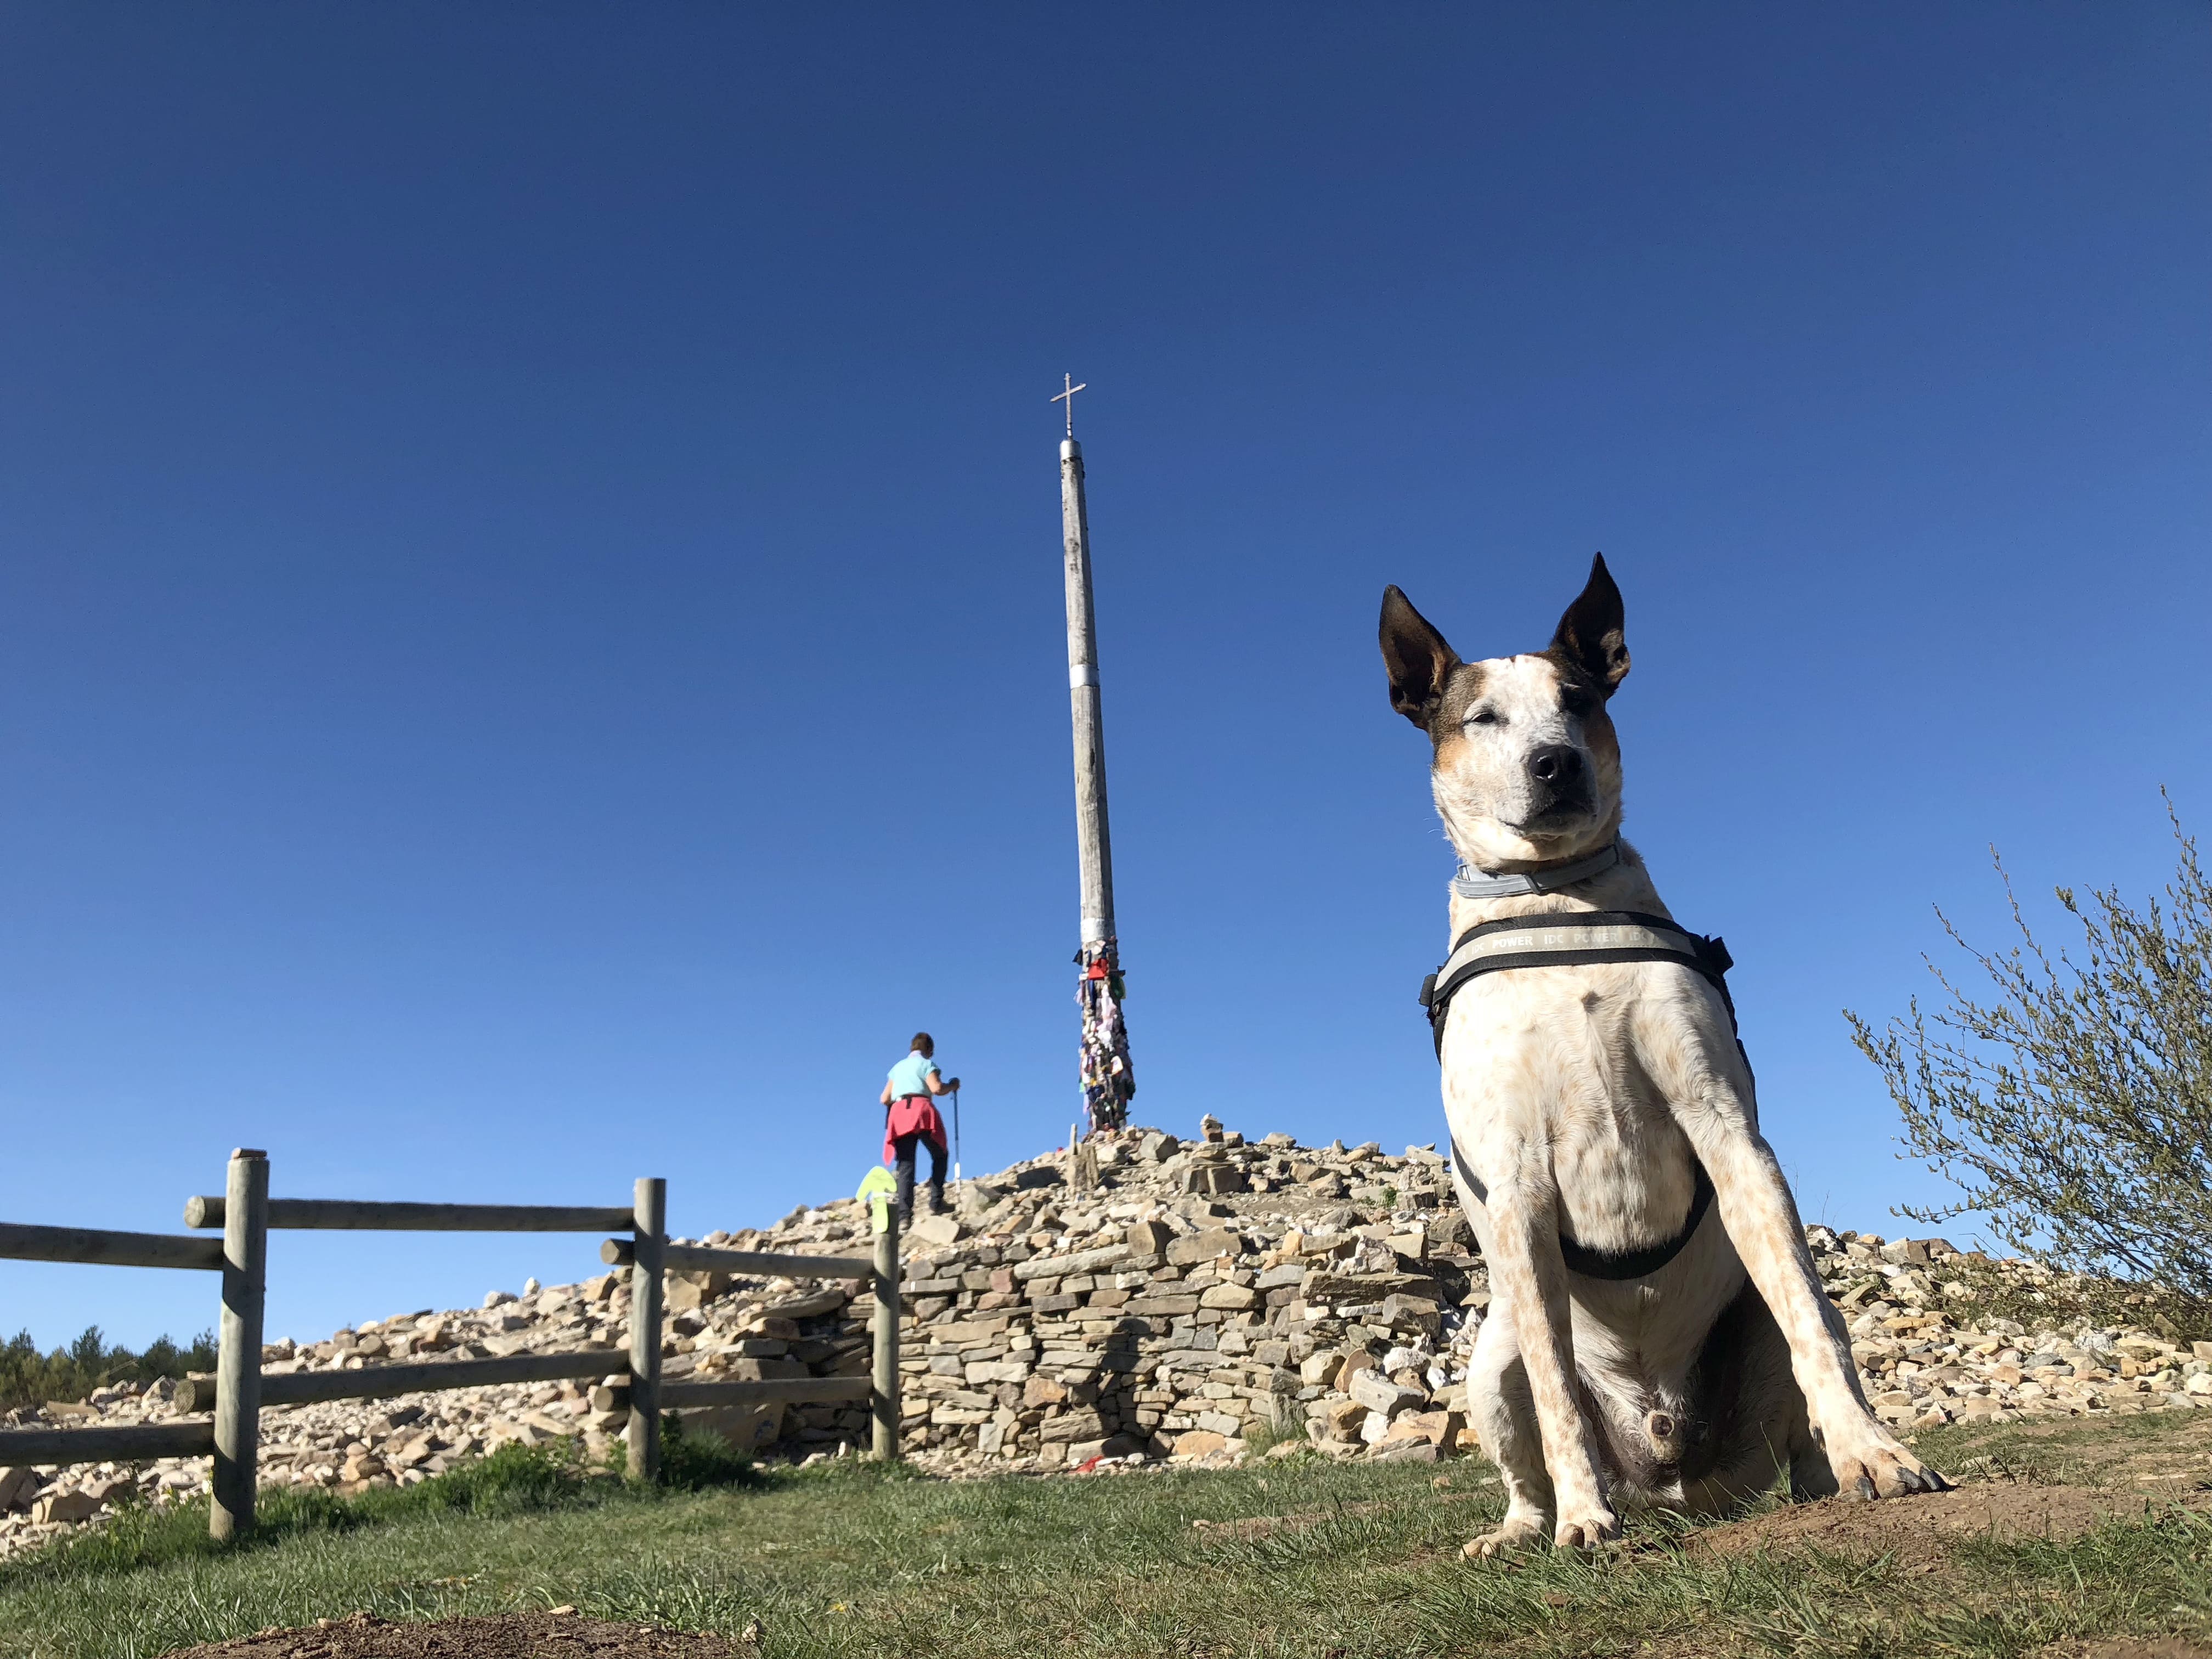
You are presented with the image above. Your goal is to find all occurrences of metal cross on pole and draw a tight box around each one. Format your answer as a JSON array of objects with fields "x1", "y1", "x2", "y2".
[{"x1": 1051, "y1": 374, "x2": 1087, "y2": 438}]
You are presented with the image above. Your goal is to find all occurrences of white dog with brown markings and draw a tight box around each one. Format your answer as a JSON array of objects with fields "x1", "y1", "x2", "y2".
[{"x1": 1379, "y1": 555, "x2": 1947, "y2": 1556}]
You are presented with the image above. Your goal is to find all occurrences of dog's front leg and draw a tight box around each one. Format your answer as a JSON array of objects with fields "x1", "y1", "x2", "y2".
[
  {"x1": 1480, "y1": 1185, "x2": 1619, "y2": 1549},
  {"x1": 1461, "y1": 1299, "x2": 1554, "y2": 1555},
  {"x1": 1656, "y1": 1033, "x2": 1947, "y2": 1500}
]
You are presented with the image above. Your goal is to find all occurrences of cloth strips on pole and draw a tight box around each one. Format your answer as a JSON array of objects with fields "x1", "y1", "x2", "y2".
[{"x1": 1076, "y1": 942, "x2": 1134, "y2": 1136}]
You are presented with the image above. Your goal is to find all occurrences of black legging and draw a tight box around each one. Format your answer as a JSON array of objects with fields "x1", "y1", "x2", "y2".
[{"x1": 892, "y1": 1131, "x2": 946, "y2": 1223}]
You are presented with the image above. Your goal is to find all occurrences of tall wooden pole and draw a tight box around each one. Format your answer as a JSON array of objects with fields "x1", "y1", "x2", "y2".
[
  {"x1": 1056, "y1": 377, "x2": 1136, "y2": 1136},
  {"x1": 1060, "y1": 433, "x2": 1115, "y2": 953},
  {"x1": 210, "y1": 1148, "x2": 267, "y2": 1542}
]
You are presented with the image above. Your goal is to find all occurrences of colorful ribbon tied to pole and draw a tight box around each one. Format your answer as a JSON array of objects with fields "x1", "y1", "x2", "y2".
[{"x1": 1076, "y1": 941, "x2": 1134, "y2": 1136}]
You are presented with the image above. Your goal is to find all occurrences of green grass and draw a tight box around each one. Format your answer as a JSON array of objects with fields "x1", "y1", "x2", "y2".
[
  {"x1": 2, "y1": 1423, "x2": 761, "y2": 1586},
  {"x1": 2, "y1": 1420, "x2": 2208, "y2": 1658}
]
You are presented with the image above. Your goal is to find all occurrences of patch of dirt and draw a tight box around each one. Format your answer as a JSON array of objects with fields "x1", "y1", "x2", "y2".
[
  {"x1": 1984, "y1": 1411, "x2": 2212, "y2": 1496},
  {"x1": 1685, "y1": 1486, "x2": 2158, "y2": 1562},
  {"x1": 163, "y1": 1611, "x2": 752, "y2": 1658}
]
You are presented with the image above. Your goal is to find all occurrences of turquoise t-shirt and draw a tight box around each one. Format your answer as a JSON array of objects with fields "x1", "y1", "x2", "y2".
[{"x1": 887, "y1": 1052, "x2": 941, "y2": 1098}]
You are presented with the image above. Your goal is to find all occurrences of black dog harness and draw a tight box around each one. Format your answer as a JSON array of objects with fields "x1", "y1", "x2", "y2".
[{"x1": 1421, "y1": 909, "x2": 1742, "y2": 1282}]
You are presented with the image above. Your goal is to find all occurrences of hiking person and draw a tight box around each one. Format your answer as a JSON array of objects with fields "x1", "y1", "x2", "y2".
[{"x1": 882, "y1": 1032, "x2": 958, "y2": 1225}]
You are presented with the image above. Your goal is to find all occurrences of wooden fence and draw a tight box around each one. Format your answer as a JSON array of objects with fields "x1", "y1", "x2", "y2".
[{"x1": 0, "y1": 1148, "x2": 902, "y2": 1541}]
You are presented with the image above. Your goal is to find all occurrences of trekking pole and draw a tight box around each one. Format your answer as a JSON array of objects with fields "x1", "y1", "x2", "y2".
[{"x1": 951, "y1": 1086, "x2": 962, "y2": 1186}]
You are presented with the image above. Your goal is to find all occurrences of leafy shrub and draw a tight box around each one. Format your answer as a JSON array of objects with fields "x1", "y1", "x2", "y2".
[{"x1": 1848, "y1": 803, "x2": 2212, "y2": 1314}]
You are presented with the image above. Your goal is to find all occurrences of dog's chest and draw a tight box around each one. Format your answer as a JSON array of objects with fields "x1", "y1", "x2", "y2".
[{"x1": 1440, "y1": 962, "x2": 1705, "y2": 1252}]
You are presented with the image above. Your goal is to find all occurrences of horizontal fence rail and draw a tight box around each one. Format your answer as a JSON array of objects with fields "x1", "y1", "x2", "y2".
[
  {"x1": 175, "y1": 1347, "x2": 631, "y2": 1414},
  {"x1": 0, "y1": 1419, "x2": 218, "y2": 1465},
  {"x1": 599, "y1": 1238, "x2": 873, "y2": 1279},
  {"x1": 0, "y1": 1220, "x2": 224, "y2": 1272},
  {"x1": 5, "y1": 1151, "x2": 902, "y2": 1545},
  {"x1": 185, "y1": 1197, "x2": 639, "y2": 1233}
]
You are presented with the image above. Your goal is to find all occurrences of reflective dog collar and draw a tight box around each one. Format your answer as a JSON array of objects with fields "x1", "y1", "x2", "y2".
[{"x1": 1451, "y1": 841, "x2": 1621, "y2": 899}]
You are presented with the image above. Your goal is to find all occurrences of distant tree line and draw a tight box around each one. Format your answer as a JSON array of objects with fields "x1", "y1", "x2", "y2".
[{"x1": 0, "y1": 1326, "x2": 217, "y2": 1415}]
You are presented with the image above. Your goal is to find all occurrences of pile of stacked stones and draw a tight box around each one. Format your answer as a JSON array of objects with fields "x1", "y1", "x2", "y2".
[
  {"x1": 891, "y1": 1123, "x2": 1484, "y2": 1466},
  {"x1": 4, "y1": 1118, "x2": 2209, "y2": 1553},
  {"x1": 1804, "y1": 1227, "x2": 2212, "y2": 1429}
]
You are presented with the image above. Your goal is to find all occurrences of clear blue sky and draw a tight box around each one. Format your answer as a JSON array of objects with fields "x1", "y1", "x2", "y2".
[{"x1": 3, "y1": 6, "x2": 2206, "y2": 1350}]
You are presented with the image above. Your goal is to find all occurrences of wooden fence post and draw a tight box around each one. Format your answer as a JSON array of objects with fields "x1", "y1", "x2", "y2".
[
  {"x1": 210, "y1": 1148, "x2": 268, "y2": 1542},
  {"x1": 871, "y1": 1207, "x2": 901, "y2": 1460},
  {"x1": 626, "y1": 1176, "x2": 665, "y2": 1482}
]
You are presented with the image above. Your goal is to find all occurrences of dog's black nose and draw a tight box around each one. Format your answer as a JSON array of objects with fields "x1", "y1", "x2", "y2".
[{"x1": 1527, "y1": 744, "x2": 1582, "y2": 786}]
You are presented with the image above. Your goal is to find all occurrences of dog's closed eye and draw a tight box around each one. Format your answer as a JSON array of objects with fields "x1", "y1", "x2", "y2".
[{"x1": 1468, "y1": 708, "x2": 1502, "y2": 726}]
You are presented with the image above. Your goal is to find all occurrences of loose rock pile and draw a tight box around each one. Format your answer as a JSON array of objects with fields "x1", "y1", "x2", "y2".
[{"x1": 5, "y1": 1119, "x2": 2209, "y2": 1556}]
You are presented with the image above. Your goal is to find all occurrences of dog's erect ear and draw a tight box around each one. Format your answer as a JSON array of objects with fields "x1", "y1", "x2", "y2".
[
  {"x1": 1550, "y1": 553, "x2": 1629, "y2": 693},
  {"x1": 1379, "y1": 585, "x2": 1462, "y2": 730}
]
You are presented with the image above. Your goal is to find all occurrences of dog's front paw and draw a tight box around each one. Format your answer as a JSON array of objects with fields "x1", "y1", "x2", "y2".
[
  {"x1": 1552, "y1": 1502, "x2": 1620, "y2": 1549},
  {"x1": 1463, "y1": 1513, "x2": 1549, "y2": 1558},
  {"x1": 1822, "y1": 1418, "x2": 1952, "y2": 1500}
]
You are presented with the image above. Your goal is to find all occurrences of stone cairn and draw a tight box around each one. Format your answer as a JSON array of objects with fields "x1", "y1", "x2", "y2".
[{"x1": 4, "y1": 1117, "x2": 2209, "y2": 1554}]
